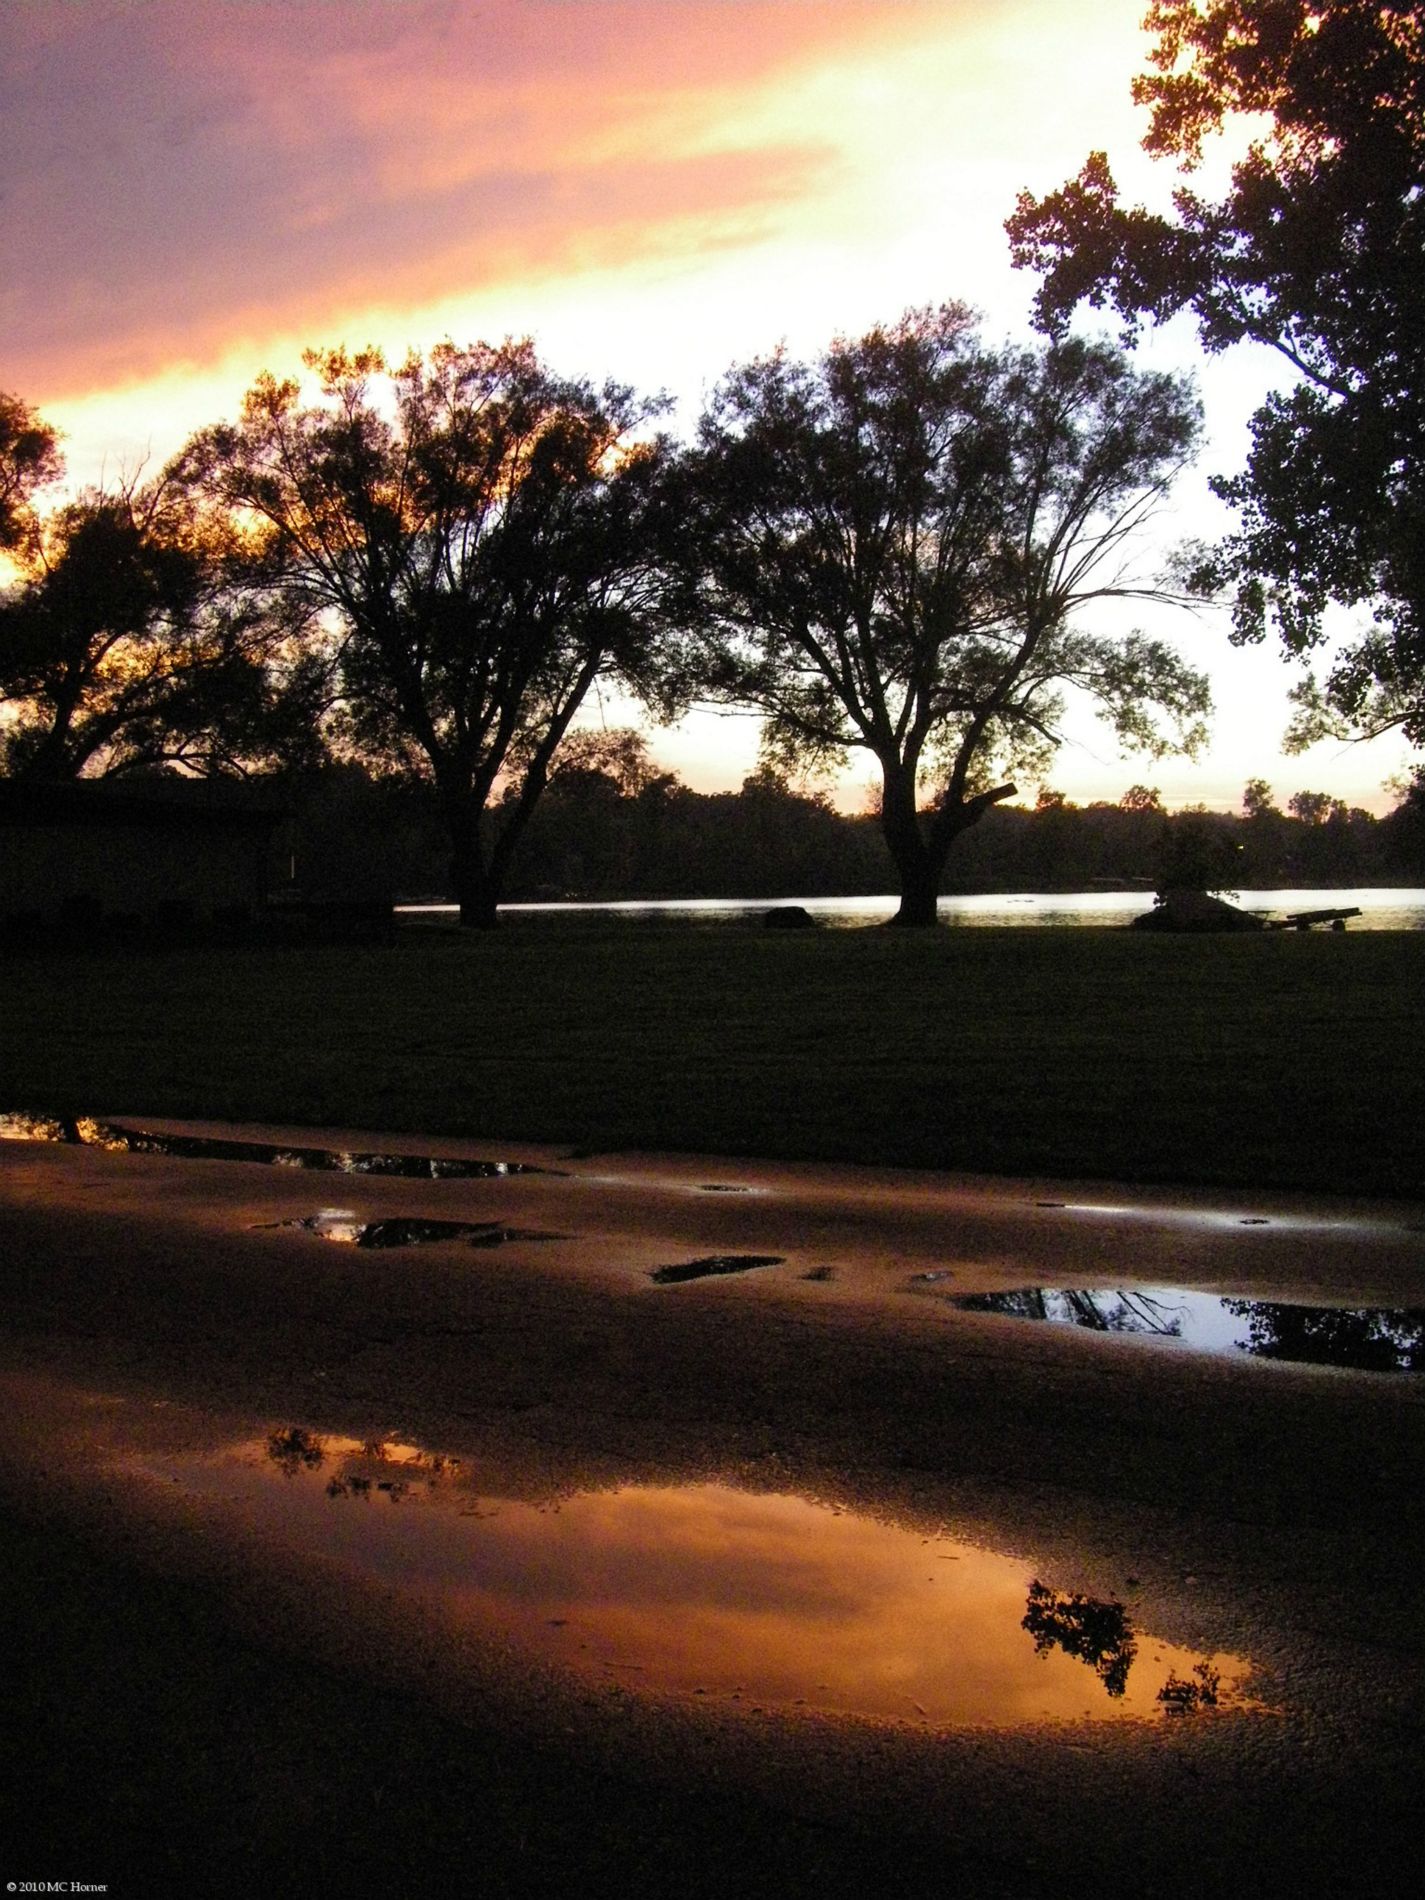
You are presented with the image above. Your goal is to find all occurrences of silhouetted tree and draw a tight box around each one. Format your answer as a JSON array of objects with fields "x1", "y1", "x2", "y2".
[
  {"x1": 680, "y1": 307, "x2": 1210, "y2": 924},
  {"x1": 1154, "y1": 811, "x2": 1242, "y2": 895},
  {"x1": 0, "y1": 474, "x2": 324, "y2": 780},
  {"x1": 546, "y1": 726, "x2": 664, "y2": 799},
  {"x1": 1242, "y1": 776, "x2": 1279, "y2": 819},
  {"x1": 0, "y1": 391, "x2": 62, "y2": 553},
  {"x1": 1287, "y1": 788, "x2": 1347, "y2": 825},
  {"x1": 1120, "y1": 783, "x2": 1165, "y2": 812},
  {"x1": 181, "y1": 343, "x2": 677, "y2": 927},
  {"x1": 1008, "y1": 1, "x2": 1425, "y2": 745},
  {"x1": 1382, "y1": 766, "x2": 1425, "y2": 875}
]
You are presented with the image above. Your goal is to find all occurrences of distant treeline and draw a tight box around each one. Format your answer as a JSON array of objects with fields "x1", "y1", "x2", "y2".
[{"x1": 282, "y1": 761, "x2": 1425, "y2": 904}]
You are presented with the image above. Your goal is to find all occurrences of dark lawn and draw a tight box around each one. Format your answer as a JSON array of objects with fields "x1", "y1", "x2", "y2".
[{"x1": 3, "y1": 918, "x2": 1421, "y2": 1194}]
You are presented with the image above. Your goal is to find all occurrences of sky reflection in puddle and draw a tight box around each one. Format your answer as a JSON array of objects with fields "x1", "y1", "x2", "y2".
[
  {"x1": 125, "y1": 1426, "x2": 1261, "y2": 1727},
  {"x1": 954, "y1": 1287, "x2": 1425, "y2": 1372}
]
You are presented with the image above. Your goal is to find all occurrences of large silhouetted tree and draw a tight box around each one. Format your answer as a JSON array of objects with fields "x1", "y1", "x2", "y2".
[
  {"x1": 681, "y1": 306, "x2": 1210, "y2": 924},
  {"x1": 0, "y1": 473, "x2": 324, "y2": 780},
  {"x1": 1007, "y1": 1, "x2": 1425, "y2": 746},
  {"x1": 182, "y1": 343, "x2": 676, "y2": 926}
]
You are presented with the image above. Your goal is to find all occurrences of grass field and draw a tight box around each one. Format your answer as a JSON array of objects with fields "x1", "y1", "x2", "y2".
[{"x1": 3, "y1": 918, "x2": 1422, "y2": 1194}]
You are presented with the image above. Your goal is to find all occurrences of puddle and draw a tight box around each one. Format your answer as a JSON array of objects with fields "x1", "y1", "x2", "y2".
[
  {"x1": 258, "y1": 1210, "x2": 566, "y2": 1249},
  {"x1": 125, "y1": 1422, "x2": 1263, "y2": 1727},
  {"x1": 953, "y1": 1287, "x2": 1425, "y2": 1373},
  {"x1": 0, "y1": 1113, "x2": 563, "y2": 1178},
  {"x1": 649, "y1": 1255, "x2": 784, "y2": 1285},
  {"x1": 1028, "y1": 1199, "x2": 1402, "y2": 1238}
]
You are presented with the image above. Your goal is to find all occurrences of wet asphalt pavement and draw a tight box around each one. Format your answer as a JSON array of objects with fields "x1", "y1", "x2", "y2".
[{"x1": 2, "y1": 1119, "x2": 1424, "y2": 1897}]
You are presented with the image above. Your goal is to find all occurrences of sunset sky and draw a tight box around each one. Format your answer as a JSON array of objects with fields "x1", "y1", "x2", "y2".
[{"x1": 4, "y1": 0, "x2": 1411, "y2": 812}]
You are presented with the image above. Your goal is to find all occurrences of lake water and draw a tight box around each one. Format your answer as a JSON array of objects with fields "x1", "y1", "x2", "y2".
[{"x1": 401, "y1": 888, "x2": 1425, "y2": 929}]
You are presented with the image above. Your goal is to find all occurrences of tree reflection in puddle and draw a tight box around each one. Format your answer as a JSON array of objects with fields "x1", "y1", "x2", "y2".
[
  {"x1": 1022, "y1": 1580, "x2": 1137, "y2": 1697},
  {"x1": 266, "y1": 1425, "x2": 327, "y2": 1473},
  {"x1": 954, "y1": 1287, "x2": 1425, "y2": 1372},
  {"x1": 1019, "y1": 1584, "x2": 1218, "y2": 1715},
  {"x1": 117, "y1": 1423, "x2": 1263, "y2": 1728},
  {"x1": 1221, "y1": 1298, "x2": 1425, "y2": 1372}
]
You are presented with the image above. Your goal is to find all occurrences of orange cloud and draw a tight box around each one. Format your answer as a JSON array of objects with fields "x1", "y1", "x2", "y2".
[{"x1": 2, "y1": 0, "x2": 955, "y2": 403}]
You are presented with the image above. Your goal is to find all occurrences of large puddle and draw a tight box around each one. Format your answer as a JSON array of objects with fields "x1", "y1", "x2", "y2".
[
  {"x1": 125, "y1": 1422, "x2": 1262, "y2": 1728},
  {"x1": 954, "y1": 1287, "x2": 1425, "y2": 1373},
  {"x1": 0, "y1": 1113, "x2": 562, "y2": 1178}
]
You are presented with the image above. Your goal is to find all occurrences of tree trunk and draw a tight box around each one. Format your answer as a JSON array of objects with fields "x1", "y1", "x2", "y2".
[
  {"x1": 888, "y1": 847, "x2": 944, "y2": 927},
  {"x1": 443, "y1": 745, "x2": 568, "y2": 929},
  {"x1": 879, "y1": 770, "x2": 1018, "y2": 926},
  {"x1": 448, "y1": 807, "x2": 500, "y2": 930},
  {"x1": 455, "y1": 878, "x2": 499, "y2": 930},
  {"x1": 879, "y1": 771, "x2": 950, "y2": 927}
]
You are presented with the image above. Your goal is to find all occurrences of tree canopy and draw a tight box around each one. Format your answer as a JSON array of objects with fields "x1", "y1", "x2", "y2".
[
  {"x1": 1007, "y1": 1, "x2": 1425, "y2": 747},
  {"x1": 0, "y1": 473, "x2": 323, "y2": 781},
  {"x1": 679, "y1": 305, "x2": 1209, "y2": 924},
  {"x1": 1, "y1": 391, "x2": 63, "y2": 555},
  {"x1": 181, "y1": 342, "x2": 678, "y2": 926}
]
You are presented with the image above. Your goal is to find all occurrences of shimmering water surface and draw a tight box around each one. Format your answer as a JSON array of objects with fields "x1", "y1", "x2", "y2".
[
  {"x1": 402, "y1": 888, "x2": 1425, "y2": 929},
  {"x1": 130, "y1": 1424, "x2": 1262, "y2": 1727}
]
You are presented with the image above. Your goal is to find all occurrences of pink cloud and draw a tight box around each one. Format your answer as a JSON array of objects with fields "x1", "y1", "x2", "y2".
[{"x1": 2, "y1": 0, "x2": 948, "y2": 401}]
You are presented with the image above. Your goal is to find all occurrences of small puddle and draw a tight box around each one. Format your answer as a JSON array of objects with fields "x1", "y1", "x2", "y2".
[
  {"x1": 257, "y1": 1210, "x2": 566, "y2": 1249},
  {"x1": 1029, "y1": 1199, "x2": 1402, "y2": 1238},
  {"x1": 649, "y1": 1255, "x2": 784, "y2": 1285},
  {"x1": 126, "y1": 1422, "x2": 1263, "y2": 1727},
  {"x1": 0, "y1": 1113, "x2": 563, "y2": 1179},
  {"x1": 953, "y1": 1287, "x2": 1425, "y2": 1373}
]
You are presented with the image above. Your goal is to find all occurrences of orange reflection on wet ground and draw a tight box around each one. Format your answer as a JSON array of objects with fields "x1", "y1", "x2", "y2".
[{"x1": 130, "y1": 1430, "x2": 1259, "y2": 1727}]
